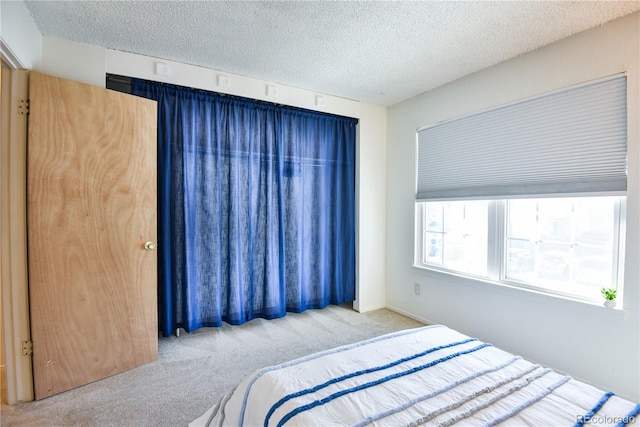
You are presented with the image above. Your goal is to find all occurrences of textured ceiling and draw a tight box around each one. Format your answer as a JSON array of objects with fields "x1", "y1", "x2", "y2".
[{"x1": 23, "y1": 1, "x2": 640, "y2": 106}]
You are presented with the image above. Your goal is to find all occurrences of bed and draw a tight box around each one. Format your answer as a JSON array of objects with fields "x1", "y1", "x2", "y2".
[{"x1": 191, "y1": 325, "x2": 639, "y2": 426}]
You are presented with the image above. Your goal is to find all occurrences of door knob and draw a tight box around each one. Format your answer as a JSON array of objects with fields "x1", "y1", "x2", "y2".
[{"x1": 144, "y1": 241, "x2": 157, "y2": 251}]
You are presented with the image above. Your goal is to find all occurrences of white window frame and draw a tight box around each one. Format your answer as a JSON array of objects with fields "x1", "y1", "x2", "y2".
[{"x1": 414, "y1": 197, "x2": 626, "y2": 304}]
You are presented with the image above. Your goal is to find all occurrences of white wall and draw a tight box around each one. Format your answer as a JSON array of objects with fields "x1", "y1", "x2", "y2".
[
  {"x1": 39, "y1": 37, "x2": 104, "y2": 87},
  {"x1": 0, "y1": 0, "x2": 42, "y2": 69},
  {"x1": 386, "y1": 12, "x2": 640, "y2": 400},
  {"x1": 34, "y1": 36, "x2": 387, "y2": 312},
  {"x1": 355, "y1": 103, "x2": 387, "y2": 312}
]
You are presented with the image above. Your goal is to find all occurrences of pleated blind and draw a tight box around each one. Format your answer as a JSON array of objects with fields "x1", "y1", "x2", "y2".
[{"x1": 416, "y1": 74, "x2": 627, "y2": 201}]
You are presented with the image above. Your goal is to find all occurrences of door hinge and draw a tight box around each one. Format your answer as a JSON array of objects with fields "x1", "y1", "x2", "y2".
[
  {"x1": 18, "y1": 99, "x2": 30, "y2": 115},
  {"x1": 22, "y1": 340, "x2": 33, "y2": 357}
]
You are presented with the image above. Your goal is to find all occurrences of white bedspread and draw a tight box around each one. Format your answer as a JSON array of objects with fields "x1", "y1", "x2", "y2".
[{"x1": 191, "y1": 325, "x2": 639, "y2": 426}]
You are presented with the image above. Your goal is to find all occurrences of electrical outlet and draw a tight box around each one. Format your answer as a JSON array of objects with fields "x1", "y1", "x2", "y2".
[{"x1": 414, "y1": 283, "x2": 421, "y2": 296}]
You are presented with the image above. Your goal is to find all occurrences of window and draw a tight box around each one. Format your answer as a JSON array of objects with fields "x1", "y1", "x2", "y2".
[
  {"x1": 420, "y1": 201, "x2": 488, "y2": 277},
  {"x1": 414, "y1": 74, "x2": 627, "y2": 304},
  {"x1": 416, "y1": 197, "x2": 625, "y2": 302}
]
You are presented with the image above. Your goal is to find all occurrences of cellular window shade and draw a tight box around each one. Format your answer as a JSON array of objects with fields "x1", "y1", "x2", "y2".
[{"x1": 416, "y1": 74, "x2": 627, "y2": 201}]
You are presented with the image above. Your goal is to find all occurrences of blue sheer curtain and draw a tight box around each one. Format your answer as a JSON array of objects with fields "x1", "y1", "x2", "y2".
[{"x1": 131, "y1": 79, "x2": 357, "y2": 336}]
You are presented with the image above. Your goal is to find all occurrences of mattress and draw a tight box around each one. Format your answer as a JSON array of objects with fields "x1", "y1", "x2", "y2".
[{"x1": 191, "y1": 325, "x2": 639, "y2": 426}]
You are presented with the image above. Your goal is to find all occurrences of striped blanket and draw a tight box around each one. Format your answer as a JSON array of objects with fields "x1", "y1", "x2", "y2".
[{"x1": 191, "y1": 325, "x2": 639, "y2": 426}]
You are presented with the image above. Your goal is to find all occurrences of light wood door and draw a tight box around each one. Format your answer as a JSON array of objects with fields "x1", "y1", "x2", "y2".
[{"x1": 27, "y1": 72, "x2": 158, "y2": 399}]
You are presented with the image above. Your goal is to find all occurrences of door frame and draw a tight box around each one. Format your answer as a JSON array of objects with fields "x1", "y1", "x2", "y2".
[{"x1": 1, "y1": 46, "x2": 34, "y2": 404}]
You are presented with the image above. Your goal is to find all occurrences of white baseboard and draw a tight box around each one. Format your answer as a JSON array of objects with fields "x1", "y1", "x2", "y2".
[
  {"x1": 384, "y1": 305, "x2": 437, "y2": 326},
  {"x1": 353, "y1": 303, "x2": 386, "y2": 313}
]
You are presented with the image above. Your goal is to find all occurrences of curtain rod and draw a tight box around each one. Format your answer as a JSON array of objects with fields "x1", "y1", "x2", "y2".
[
  {"x1": 106, "y1": 74, "x2": 131, "y2": 84},
  {"x1": 107, "y1": 73, "x2": 357, "y2": 122}
]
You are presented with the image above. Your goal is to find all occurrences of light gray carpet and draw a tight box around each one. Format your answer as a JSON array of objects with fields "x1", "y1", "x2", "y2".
[{"x1": 1, "y1": 304, "x2": 424, "y2": 426}]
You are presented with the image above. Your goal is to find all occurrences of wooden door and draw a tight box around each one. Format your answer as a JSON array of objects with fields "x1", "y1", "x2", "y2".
[{"x1": 27, "y1": 72, "x2": 158, "y2": 399}]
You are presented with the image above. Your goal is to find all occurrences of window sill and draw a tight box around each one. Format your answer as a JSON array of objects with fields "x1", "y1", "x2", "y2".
[{"x1": 411, "y1": 264, "x2": 627, "y2": 316}]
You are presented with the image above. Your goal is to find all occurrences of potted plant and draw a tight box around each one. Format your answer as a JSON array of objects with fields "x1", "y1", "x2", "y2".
[{"x1": 601, "y1": 287, "x2": 617, "y2": 308}]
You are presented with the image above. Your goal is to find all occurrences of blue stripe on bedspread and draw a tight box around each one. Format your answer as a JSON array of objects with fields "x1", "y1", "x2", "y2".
[
  {"x1": 405, "y1": 365, "x2": 550, "y2": 427},
  {"x1": 263, "y1": 337, "x2": 478, "y2": 426},
  {"x1": 482, "y1": 375, "x2": 572, "y2": 427},
  {"x1": 238, "y1": 324, "x2": 445, "y2": 427},
  {"x1": 274, "y1": 342, "x2": 493, "y2": 427},
  {"x1": 615, "y1": 403, "x2": 640, "y2": 427},
  {"x1": 353, "y1": 356, "x2": 523, "y2": 427},
  {"x1": 574, "y1": 391, "x2": 615, "y2": 427},
  {"x1": 438, "y1": 368, "x2": 555, "y2": 427}
]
